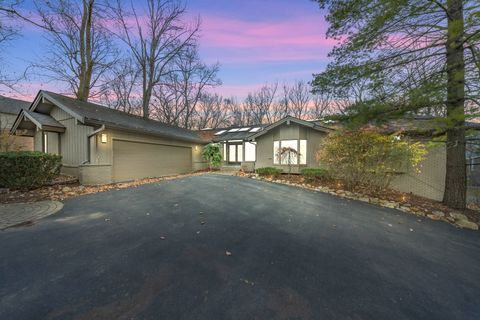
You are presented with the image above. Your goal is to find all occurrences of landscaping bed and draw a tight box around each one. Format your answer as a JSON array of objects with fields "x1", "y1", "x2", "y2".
[
  {"x1": 237, "y1": 172, "x2": 480, "y2": 230},
  {"x1": 0, "y1": 172, "x2": 206, "y2": 204}
]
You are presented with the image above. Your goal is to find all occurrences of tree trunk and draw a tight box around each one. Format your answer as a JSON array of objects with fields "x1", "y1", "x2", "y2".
[{"x1": 443, "y1": 0, "x2": 466, "y2": 209}]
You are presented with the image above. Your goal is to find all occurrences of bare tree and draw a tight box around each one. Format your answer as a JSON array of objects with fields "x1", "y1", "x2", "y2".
[
  {"x1": 152, "y1": 45, "x2": 220, "y2": 128},
  {"x1": 282, "y1": 80, "x2": 310, "y2": 118},
  {"x1": 0, "y1": 0, "x2": 22, "y2": 89},
  {"x1": 99, "y1": 58, "x2": 142, "y2": 114},
  {"x1": 225, "y1": 97, "x2": 249, "y2": 126},
  {"x1": 109, "y1": 0, "x2": 200, "y2": 118},
  {"x1": 194, "y1": 93, "x2": 229, "y2": 129},
  {"x1": 244, "y1": 82, "x2": 278, "y2": 124},
  {"x1": 311, "y1": 92, "x2": 334, "y2": 119},
  {"x1": 23, "y1": 0, "x2": 116, "y2": 101}
]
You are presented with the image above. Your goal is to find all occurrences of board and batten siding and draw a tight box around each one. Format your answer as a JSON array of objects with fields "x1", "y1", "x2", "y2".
[
  {"x1": 49, "y1": 107, "x2": 94, "y2": 167},
  {"x1": 254, "y1": 123, "x2": 326, "y2": 173},
  {"x1": 34, "y1": 129, "x2": 42, "y2": 151}
]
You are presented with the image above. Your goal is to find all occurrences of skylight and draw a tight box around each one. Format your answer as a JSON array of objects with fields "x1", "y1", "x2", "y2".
[
  {"x1": 228, "y1": 128, "x2": 240, "y2": 132},
  {"x1": 250, "y1": 127, "x2": 261, "y2": 132},
  {"x1": 214, "y1": 130, "x2": 226, "y2": 135},
  {"x1": 238, "y1": 127, "x2": 250, "y2": 132}
]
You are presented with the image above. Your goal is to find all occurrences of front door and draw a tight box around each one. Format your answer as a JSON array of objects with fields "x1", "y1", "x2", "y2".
[{"x1": 228, "y1": 143, "x2": 243, "y2": 164}]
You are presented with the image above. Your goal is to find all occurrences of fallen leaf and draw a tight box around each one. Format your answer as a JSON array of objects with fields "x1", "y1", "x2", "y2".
[
  {"x1": 387, "y1": 223, "x2": 393, "y2": 227},
  {"x1": 104, "y1": 218, "x2": 110, "y2": 222},
  {"x1": 200, "y1": 221, "x2": 206, "y2": 225},
  {"x1": 409, "y1": 228, "x2": 414, "y2": 232},
  {"x1": 160, "y1": 236, "x2": 166, "y2": 240},
  {"x1": 225, "y1": 251, "x2": 232, "y2": 256}
]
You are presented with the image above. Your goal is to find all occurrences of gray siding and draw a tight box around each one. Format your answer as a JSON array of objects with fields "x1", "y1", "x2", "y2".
[
  {"x1": 50, "y1": 107, "x2": 93, "y2": 166},
  {"x1": 391, "y1": 145, "x2": 446, "y2": 201},
  {"x1": 0, "y1": 113, "x2": 16, "y2": 129},
  {"x1": 34, "y1": 130, "x2": 42, "y2": 151},
  {"x1": 254, "y1": 123, "x2": 326, "y2": 173}
]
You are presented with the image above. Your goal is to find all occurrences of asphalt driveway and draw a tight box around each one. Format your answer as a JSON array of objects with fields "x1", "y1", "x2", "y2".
[{"x1": 1, "y1": 174, "x2": 479, "y2": 320}]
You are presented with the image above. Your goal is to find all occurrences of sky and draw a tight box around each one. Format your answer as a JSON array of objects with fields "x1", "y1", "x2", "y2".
[{"x1": 2, "y1": 0, "x2": 334, "y2": 101}]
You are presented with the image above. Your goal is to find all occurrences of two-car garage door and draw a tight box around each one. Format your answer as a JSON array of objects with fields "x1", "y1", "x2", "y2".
[{"x1": 112, "y1": 140, "x2": 192, "y2": 182}]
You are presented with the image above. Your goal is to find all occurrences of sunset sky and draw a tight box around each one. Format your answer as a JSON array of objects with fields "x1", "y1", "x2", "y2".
[{"x1": 3, "y1": 0, "x2": 333, "y2": 100}]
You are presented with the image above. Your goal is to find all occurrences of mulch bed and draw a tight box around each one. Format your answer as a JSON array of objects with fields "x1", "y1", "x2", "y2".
[
  {"x1": 238, "y1": 172, "x2": 480, "y2": 224},
  {"x1": 0, "y1": 172, "x2": 206, "y2": 204}
]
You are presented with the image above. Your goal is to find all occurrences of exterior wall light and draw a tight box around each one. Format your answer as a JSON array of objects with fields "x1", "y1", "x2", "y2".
[
  {"x1": 195, "y1": 145, "x2": 198, "y2": 151},
  {"x1": 101, "y1": 133, "x2": 107, "y2": 143}
]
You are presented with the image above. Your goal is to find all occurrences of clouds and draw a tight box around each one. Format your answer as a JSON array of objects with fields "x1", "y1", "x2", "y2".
[{"x1": 199, "y1": 14, "x2": 334, "y2": 64}]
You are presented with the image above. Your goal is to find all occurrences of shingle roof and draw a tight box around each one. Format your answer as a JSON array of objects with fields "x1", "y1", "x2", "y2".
[
  {"x1": 40, "y1": 91, "x2": 205, "y2": 143},
  {"x1": 24, "y1": 110, "x2": 65, "y2": 128},
  {"x1": 0, "y1": 95, "x2": 30, "y2": 115}
]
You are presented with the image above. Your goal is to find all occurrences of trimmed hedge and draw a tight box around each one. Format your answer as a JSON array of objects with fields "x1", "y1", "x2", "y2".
[
  {"x1": 301, "y1": 168, "x2": 330, "y2": 182},
  {"x1": 0, "y1": 151, "x2": 62, "y2": 190},
  {"x1": 256, "y1": 167, "x2": 282, "y2": 177}
]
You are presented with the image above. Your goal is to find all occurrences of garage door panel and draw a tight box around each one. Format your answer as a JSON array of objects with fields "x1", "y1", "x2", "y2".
[{"x1": 113, "y1": 140, "x2": 192, "y2": 182}]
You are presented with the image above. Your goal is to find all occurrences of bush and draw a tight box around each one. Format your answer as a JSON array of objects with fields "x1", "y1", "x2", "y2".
[
  {"x1": 256, "y1": 167, "x2": 282, "y2": 177},
  {"x1": 0, "y1": 151, "x2": 62, "y2": 190},
  {"x1": 202, "y1": 143, "x2": 223, "y2": 169},
  {"x1": 301, "y1": 168, "x2": 330, "y2": 182},
  {"x1": 317, "y1": 130, "x2": 426, "y2": 190}
]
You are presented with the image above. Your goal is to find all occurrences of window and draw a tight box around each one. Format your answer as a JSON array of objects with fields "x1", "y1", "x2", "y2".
[
  {"x1": 280, "y1": 140, "x2": 298, "y2": 165},
  {"x1": 273, "y1": 140, "x2": 307, "y2": 165},
  {"x1": 237, "y1": 144, "x2": 243, "y2": 162},
  {"x1": 299, "y1": 140, "x2": 307, "y2": 165},
  {"x1": 245, "y1": 142, "x2": 256, "y2": 162},
  {"x1": 274, "y1": 141, "x2": 280, "y2": 164},
  {"x1": 43, "y1": 132, "x2": 48, "y2": 153},
  {"x1": 215, "y1": 130, "x2": 227, "y2": 135}
]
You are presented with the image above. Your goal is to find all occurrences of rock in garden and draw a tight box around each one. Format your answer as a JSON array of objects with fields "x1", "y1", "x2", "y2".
[
  {"x1": 62, "y1": 186, "x2": 72, "y2": 192},
  {"x1": 432, "y1": 211, "x2": 445, "y2": 218},
  {"x1": 450, "y1": 212, "x2": 468, "y2": 221},
  {"x1": 455, "y1": 220, "x2": 479, "y2": 230}
]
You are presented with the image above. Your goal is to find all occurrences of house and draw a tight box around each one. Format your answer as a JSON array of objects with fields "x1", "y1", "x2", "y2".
[
  {"x1": 10, "y1": 91, "x2": 207, "y2": 184},
  {"x1": 8, "y1": 90, "x2": 478, "y2": 203},
  {"x1": 211, "y1": 117, "x2": 333, "y2": 173},
  {"x1": 0, "y1": 95, "x2": 33, "y2": 151}
]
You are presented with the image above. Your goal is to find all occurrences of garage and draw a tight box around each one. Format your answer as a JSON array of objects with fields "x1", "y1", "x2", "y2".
[{"x1": 112, "y1": 139, "x2": 192, "y2": 182}]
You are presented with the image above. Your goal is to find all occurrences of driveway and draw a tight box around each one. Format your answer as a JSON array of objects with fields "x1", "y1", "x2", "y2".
[{"x1": 1, "y1": 174, "x2": 479, "y2": 320}]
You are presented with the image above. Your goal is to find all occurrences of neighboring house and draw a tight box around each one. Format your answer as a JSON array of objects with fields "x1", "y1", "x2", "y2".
[
  {"x1": 0, "y1": 95, "x2": 33, "y2": 151},
  {"x1": 11, "y1": 90, "x2": 207, "y2": 184}
]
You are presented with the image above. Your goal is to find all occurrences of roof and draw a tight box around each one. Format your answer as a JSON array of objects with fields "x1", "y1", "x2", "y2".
[
  {"x1": 0, "y1": 95, "x2": 30, "y2": 115},
  {"x1": 248, "y1": 116, "x2": 333, "y2": 140},
  {"x1": 24, "y1": 110, "x2": 65, "y2": 129},
  {"x1": 371, "y1": 116, "x2": 480, "y2": 135},
  {"x1": 36, "y1": 91, "x2": 205, "y2": 143}
]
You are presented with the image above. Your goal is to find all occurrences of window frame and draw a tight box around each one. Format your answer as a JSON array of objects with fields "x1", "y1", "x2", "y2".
[
  {"x1": 43, "y1": 132, "x2": 48, "y2": 153},
  {"x1": 273, "y1": 139, "x2": 307, "y2": 166}
]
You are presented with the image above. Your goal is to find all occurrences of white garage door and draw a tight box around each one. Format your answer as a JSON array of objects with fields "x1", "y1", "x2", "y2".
[{"x1": 113, "y1": 140, "x2": 192, "y2": 182}]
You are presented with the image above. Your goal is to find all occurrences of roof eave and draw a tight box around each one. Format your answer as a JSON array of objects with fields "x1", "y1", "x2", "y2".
[{"x1": 84, "y1": 119, "x2": 206, "y2": 144}]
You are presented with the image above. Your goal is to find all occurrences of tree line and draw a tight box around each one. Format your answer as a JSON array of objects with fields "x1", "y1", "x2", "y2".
[{"x1": 0, "y1": 0, "x2": 338, "y2": 129}]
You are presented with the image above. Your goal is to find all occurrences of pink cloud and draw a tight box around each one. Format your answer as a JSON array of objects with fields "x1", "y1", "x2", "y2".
[{"x1": 200, "y1": 14, "x2": 335, "y2": 49}]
